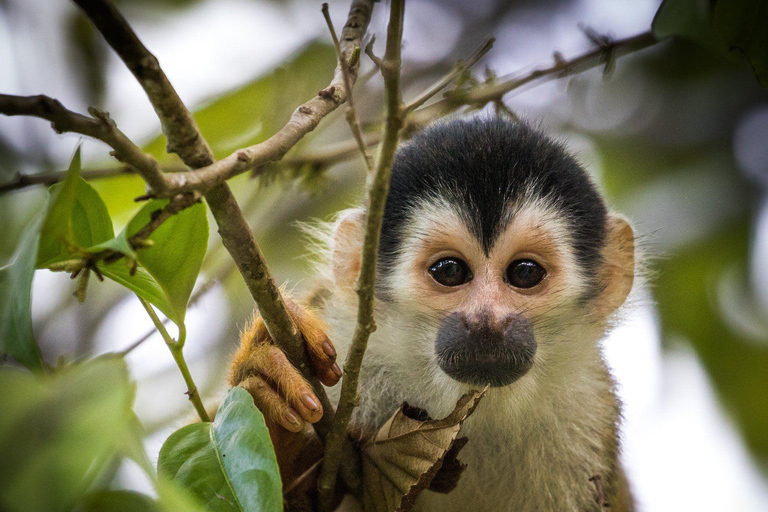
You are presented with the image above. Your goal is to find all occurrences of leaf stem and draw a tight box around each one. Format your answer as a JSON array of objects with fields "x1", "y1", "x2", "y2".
[{"x1": 137, "y1": 296, "x2": 210, "y2": 422}]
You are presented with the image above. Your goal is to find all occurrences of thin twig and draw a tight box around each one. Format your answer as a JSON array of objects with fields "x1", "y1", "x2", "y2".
[
  {"x1": 138, "y1": 296, "x2": 210, "y2": 422},
  {"x1": 409, "y1": 30, "x2": 658, "y2": 126},
  {"x1": 404, "y1": 37, "x2": 495, "y2": 113},
  {"x1": 317, "y1": 1, "x2": 406, "y2": 510},
  {"x1": 0, "y1": 165, "x2": 135, "y2": 194},
  {"x1": 322, "y1": 2, "x2": 374, "y2": 172}
]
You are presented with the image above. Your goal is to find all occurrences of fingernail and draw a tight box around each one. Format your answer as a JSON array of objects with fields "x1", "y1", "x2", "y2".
[
  {"x1": 302, "y1": 394, "x2": 320, "y2": 411},
  {"x1": 284, "y1": 409, "x2": 303, "y2": 428},
  {"x1": 323, "y1": 341, "x2": 337, "y2": 358},
  {"x1": 331, "y1": 363, "x2": 343, "y2": 378}
]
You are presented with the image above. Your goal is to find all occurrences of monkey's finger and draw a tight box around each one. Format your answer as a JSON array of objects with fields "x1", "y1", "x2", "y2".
[
  {"x1": 258, "y1": 345, "x2": 325, "y2": 425},
  {"x1": 285, "y1": 299, "x2": 342, "y2": 387},
  {"x1": 239, "y1": 375, "x2": 306, "y2": 433}
]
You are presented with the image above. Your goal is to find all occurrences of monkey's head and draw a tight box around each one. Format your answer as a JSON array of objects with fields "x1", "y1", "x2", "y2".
[{"x1": 329, "y1": 117, "x2": 634, "y2": 399}]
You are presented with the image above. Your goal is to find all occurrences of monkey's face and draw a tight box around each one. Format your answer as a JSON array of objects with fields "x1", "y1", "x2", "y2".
[
  {"x1": 384, "y1": 199, "x2": 593, "y2": 388},
  {"x1": 329, "y1": 119, "x2": 635, "y2": 398}
]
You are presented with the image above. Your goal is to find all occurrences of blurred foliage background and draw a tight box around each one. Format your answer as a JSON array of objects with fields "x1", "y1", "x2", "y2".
[{"x1": 1, "y1": 0, "x2": 767, "y2": 510}]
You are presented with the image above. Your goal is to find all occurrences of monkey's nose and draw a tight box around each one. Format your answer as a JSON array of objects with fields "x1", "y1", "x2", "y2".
[{"x1": 434, "y1": 311, "x2": 537, "y2": 387}]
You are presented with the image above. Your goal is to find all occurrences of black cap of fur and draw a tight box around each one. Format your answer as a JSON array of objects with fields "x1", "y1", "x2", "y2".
[{"x1": 378, "y1": 117, "x2": 608, "y2": 289}]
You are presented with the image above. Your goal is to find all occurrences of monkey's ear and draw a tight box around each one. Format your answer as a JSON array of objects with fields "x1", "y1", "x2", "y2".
[
  {"x1": 331, "y1": 208, "x2": 366, "y2": 289},
  {"x1": 596, "y1": 214, "x2": 635, "y2": 317}
]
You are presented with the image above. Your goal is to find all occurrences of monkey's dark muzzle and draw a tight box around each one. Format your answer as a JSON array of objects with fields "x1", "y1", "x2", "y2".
[{"x1": 434, "y1": 311, "x2": 536, "y2": 387}]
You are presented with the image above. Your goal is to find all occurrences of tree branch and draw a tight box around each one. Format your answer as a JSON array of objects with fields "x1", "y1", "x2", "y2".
[
  {"x1": 0, "y1": 93, "x2": 169, "y2": 194},
  {"x1": 317, "y1": 1, "x2": 406, "y2": 509},
  {"x1": 409, "y1": 30, "x2": 658, "y2": 125},
  {"x1": 72, "y1": 0, "x2": 214, "y2": 169},
  {"x1": 0, "y1": 30, "x2": 656, "y2": 196}
]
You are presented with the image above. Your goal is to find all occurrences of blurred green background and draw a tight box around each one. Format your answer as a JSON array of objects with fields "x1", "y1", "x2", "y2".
[{"x1": 1, "y1": 0, "x2": 767, "y2": 510}]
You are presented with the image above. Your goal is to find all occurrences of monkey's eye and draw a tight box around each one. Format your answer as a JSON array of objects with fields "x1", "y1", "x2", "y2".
[
  {"x1": 428, "y1": 258, "x2": 472, "y2": 287},
  {"x1": 506, "y1": 259, "x2": 546, "y2": 289}
]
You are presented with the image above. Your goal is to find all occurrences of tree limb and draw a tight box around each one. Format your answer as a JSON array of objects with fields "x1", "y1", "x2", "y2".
[
  {"x1": 0, "y1": 93, "x2": 169, "y2": 194},
  {"x1": 317, "y1": 1, "x2": 406, "y2": 510}
]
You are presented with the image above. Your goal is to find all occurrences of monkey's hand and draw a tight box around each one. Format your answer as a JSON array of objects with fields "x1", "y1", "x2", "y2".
[{"x1": 228, "y1": 299, "x2": 342, "y2": 433}]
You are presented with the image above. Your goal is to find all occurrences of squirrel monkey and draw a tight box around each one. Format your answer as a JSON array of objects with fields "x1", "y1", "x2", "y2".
[{"x1": 229, "y1": 117, "x2": 637, "y2": 511}]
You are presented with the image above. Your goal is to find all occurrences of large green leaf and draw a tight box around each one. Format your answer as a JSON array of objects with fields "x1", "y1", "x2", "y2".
[
  {"x1": 116, "y1": 199, "x2": 209, "y2": 324},
  {"x1": 144, "y1": 42, "x2": 336, "y2": 161},
  {"x1": 653, "y1": 0, "x2": 768, "y2": 86},
  {"x1": 158, "y1": 387, "x2": 282, "y2": 512},
  {"x1": 0, "y1": 219, "x2": 45, "y2": 372},
  {"x1": 0, "y1": 357, "x2": 136, "y2": 512}
]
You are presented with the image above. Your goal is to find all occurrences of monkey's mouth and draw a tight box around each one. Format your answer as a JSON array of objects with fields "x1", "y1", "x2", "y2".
[
  {"x1": 436, "y1": 349, "x2": 535, "y2": 387},
  {"x1": 433, "y1": 311, "x2": 537, "y2": 388}
]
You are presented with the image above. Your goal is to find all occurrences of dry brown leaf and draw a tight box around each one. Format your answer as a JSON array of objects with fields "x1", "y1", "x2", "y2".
[{"x1": 361, "y1": 388, "x2": 487, "y2": 512}]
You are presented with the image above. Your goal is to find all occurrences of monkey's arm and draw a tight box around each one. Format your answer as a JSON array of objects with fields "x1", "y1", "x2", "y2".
[{"x1": 228, "y1": 299, "x2": 342, "y2": 432}]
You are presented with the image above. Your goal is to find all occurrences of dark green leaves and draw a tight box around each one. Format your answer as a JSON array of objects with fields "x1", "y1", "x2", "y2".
[
  {"x1": 0, "y1": 357, "x2": 136, "y2": 512},
  {"x1": 1, "y1": 146, "x2": 209, "y2": 369},
  {"x1": 159, "y1": 387, "x2": 282, "y2": 512},
  {"x1": 653, "y1": 0, "x2": 768, "y2": 86}
]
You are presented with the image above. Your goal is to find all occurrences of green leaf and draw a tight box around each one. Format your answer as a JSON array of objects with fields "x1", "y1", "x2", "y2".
[
  {"x1": 652, "y1": 0, "x2": 715, "y2": 45},
  {"x1": 36, "y1": 149, "x2": 118, "y2": 267},
  {"x1": 115, "y1": 199, "x2": 208, "y2": 324},
  {"x1": 36, "y1": 147, "x2": 83, "y2": 267},
  {"x1": 0, "y1": 218, "x2": 45, "y2": 372},
  {"x1": 653, "y1": 0, "x2": 768, "y2": 86},
  {"x1": 144, "y1": 42, "x2": 336, "y2": 161},
  {"x1": 0, "y1": 357, "x2": 136, "y2": 512},
  {"x1": 80, "y1": 491, "x2": 156, "y2": 512},
  {"x1": 158, "y1": 387, "x2": 282, "y2": 512},
  {"x1": 120, "y1": 412, "x2": 155, "y2": 478}
]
